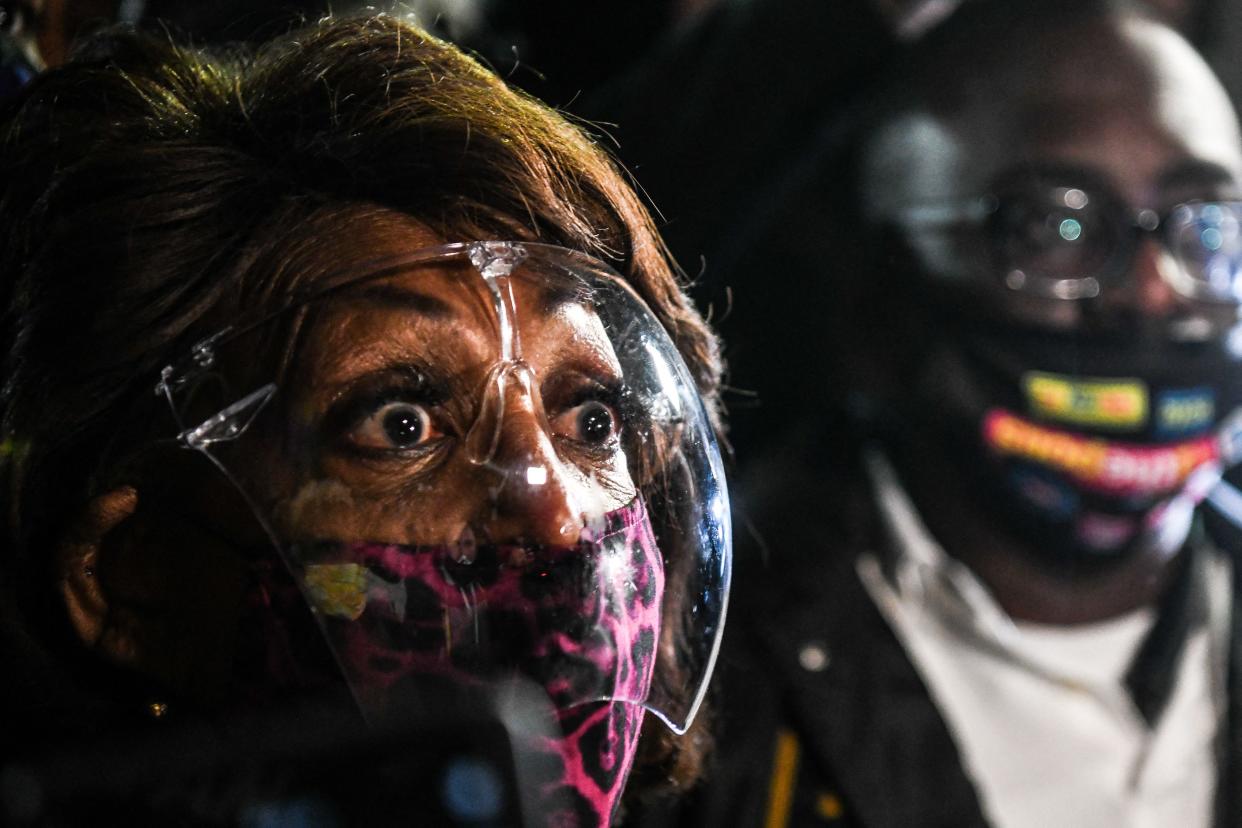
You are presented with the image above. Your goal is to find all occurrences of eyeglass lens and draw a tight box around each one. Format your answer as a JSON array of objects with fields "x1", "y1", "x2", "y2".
[{"x1": 990, "y1": 188, "x2": 1242, "y2": 301}]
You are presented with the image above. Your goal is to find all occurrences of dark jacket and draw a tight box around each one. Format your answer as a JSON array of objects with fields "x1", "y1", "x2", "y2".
[{"x1": 630, "y1": 423, "x2": 1242, "y2": 828}]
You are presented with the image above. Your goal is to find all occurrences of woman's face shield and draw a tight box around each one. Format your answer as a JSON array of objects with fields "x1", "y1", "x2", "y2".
[{"x1": 156, "y1": 242, "x2": 730, "y2": 736}]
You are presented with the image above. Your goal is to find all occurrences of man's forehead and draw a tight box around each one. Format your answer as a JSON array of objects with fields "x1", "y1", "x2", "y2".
[
  {"x1": 868, "y1": 10, "x2": 1242, "y2": 210},
  {"x1": 1001, "y1": 16, "x2": 1242, "y2": 183}
]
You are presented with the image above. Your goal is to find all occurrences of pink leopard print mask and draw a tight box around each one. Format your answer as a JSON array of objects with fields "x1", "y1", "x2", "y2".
[{"x1": 272, "y1": 497, "x2": 664, "y2": 825}]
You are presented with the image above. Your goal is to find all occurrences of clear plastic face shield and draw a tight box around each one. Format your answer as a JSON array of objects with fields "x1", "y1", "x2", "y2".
[{"x1": 155, "y1": 242, "x2": 731, "y2": 737}]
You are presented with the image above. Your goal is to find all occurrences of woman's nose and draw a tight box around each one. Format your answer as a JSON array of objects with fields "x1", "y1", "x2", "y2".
[{"x1": 482, "y1": 378, "x2": 584, "y2": 548}]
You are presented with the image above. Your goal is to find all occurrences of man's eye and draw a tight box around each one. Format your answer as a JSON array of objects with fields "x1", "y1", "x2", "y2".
[
  {"x1": 998, "y1": 203, "x2": 1064, "y2": 247},
  {"x1": 553, "y1": 400, "x2": 620, "y2": 446},
  {"x1": 347, "y1": 402, "x2": 441, "y2": 450}
]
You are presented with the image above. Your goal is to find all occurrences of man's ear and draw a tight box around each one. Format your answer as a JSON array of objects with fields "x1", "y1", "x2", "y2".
[{"x1": 55, "y1": 486, "x2": 139, "y2": 660}]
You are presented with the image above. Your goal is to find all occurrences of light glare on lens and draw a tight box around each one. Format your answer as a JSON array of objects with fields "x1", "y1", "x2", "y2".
[
  {"x1": 1059, "y1": 218, "x2": 1082, "y2": 242},
  {"x1": 1209, "y1": 260, "x2": 1233, "y2": 289}
]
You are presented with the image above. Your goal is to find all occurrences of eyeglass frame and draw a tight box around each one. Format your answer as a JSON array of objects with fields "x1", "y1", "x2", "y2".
[{"x1": 895, "y1": 185, "x2": 1242, "y2": 304}]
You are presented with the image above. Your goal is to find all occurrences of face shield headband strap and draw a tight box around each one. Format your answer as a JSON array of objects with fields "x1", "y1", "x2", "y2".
[{"x1": 156, "y1": 240, "x2": 535, "y2": 458}]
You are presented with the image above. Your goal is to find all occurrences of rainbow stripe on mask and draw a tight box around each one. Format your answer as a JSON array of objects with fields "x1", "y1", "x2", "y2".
[{"x1": 983, "y1": 409, "x2": 1218, "y2": 498}]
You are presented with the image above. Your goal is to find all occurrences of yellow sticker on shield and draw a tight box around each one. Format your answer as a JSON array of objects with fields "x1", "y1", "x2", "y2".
[
  {"x1": 1023, "y1": 372, "x2": 1148, "y2": 430},
  {"x1": 303, "y1": 563, "x2": 369, "y2": 620}
]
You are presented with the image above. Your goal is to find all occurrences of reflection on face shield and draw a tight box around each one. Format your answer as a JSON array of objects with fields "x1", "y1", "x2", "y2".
[
  {"x1": 155, "y1": 240, "x2": 731, "y2": 822},
  {"x1": 292, "y1": 497, "x2": 663, "y2": 716}
]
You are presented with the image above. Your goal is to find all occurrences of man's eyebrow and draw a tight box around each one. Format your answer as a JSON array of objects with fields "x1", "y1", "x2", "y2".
[
  {"x1": 988, "y1": 161, "x2": 1110, "y2": 192},
  {"x1": 1157, "y1": 159, "x2": 1239, "y2": 193}
]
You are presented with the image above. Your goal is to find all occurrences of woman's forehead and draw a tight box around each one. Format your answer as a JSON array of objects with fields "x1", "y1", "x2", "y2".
[
  {"x1": 312, "y1": 263, "x2": 596, "y2": 330},
  {"x1": 292, "y1": 263, "x2": 620, "y2": 390}
]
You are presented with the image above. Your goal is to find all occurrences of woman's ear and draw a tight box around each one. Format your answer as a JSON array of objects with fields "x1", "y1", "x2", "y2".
[
  {"x1": 51, "y1": 483, "x2": 251, "y2": 698},
  {"x1": 55, "y1": 486, "x2": 139, "y2": 659}
]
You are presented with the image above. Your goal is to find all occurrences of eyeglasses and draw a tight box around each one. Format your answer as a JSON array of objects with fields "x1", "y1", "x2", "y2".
[{"x1": 897, "y1": 185, "x2": 1242, "y2": 303}]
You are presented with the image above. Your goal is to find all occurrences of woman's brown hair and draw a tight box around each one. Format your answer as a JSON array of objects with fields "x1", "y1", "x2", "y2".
[{"x1": 0, "y1": 14, "x2": 722, "y2": 796}]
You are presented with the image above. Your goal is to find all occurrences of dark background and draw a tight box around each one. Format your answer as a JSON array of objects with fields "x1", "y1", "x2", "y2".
[{"x1": 12, "y1": 0, "x2": 1242, "y2": 485}]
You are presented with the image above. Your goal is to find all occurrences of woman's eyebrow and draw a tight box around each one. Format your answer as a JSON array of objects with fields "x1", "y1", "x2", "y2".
[
  {"x1": 537, "y1": 284, "x2": 587, "y2": 315},
  {"x1": 345, "y1": 283, "x2": 583, "y2": 318},
  {"x1": 346, "y1": 284, "x2": 457, "y2": 318}
]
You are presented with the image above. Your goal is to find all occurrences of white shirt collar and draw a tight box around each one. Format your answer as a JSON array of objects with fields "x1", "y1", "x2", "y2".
[{"x1": 862, "y1": 447, "x2": 1030, "y2": 647}]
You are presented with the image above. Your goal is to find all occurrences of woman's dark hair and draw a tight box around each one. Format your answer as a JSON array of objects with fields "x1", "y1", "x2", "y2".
[{"x1": 0, "y1": 14, "x2": 722, "y2": 794}]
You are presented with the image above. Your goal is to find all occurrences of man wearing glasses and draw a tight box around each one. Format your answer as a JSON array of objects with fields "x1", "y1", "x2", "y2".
[{"x1": 656, "y1": 1, "x2": 1242, "y2": 826}]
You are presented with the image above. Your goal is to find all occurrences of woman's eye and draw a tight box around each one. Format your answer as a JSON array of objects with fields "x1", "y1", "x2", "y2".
[
  {"x1": 553, "y1": 400, "x2": 620, "y2": 446},
  {"x1": 347, "y1": 401, "x2": 440, "y2": 450}
]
